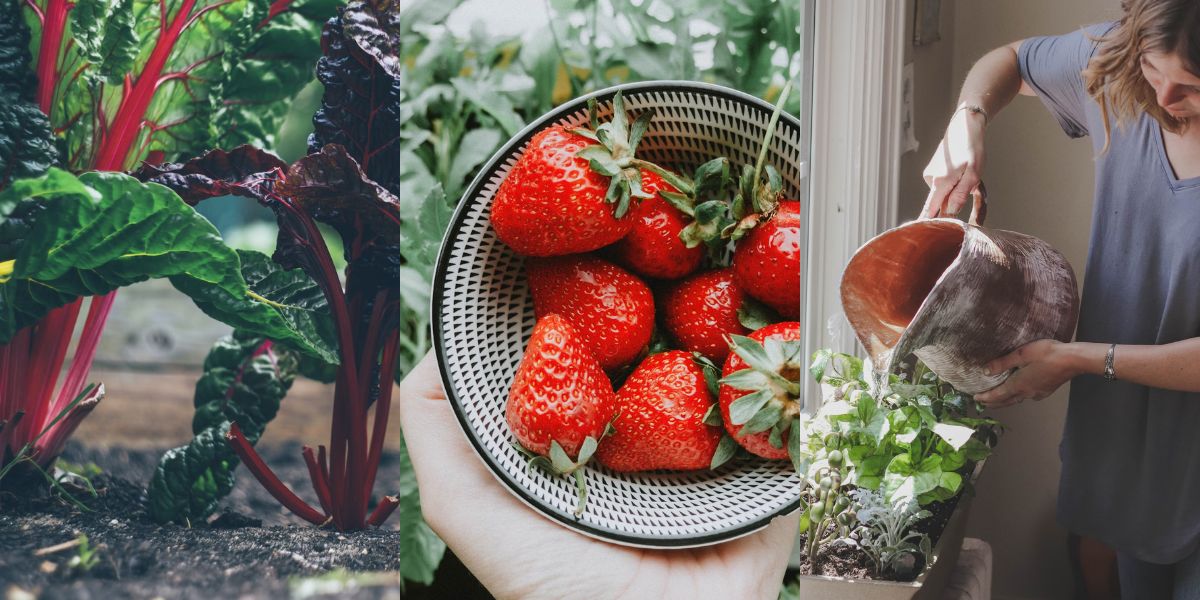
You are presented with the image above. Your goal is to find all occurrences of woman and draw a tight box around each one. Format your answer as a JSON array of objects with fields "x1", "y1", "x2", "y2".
[{"x1": 920, "y1": 1, "x2": 1200, "y2": 597}]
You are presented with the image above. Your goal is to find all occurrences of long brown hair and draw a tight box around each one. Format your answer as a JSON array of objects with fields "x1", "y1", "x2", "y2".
[{"x1": 1082, "y1": 0, "x2": 1200, "y2": 147}]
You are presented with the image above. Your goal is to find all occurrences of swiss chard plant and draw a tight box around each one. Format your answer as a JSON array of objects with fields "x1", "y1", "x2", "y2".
[
  {"x1": 0, "y1": 167, "x2": 336, "y2": 472},
  {"x1": 136, "y1": 1, "x2": 401, "y2": 530},
  {"x1": 138, "y1": 141, "x2": 401, "y2": 529},
  {"x1": 0, "y1": 0, "x2": 335, "y2": 478}
]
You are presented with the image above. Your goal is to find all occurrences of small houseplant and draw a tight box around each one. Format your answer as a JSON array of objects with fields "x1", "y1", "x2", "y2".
[{"x1": 781, "y1": 351, "x2": 1000, "y2": 599}]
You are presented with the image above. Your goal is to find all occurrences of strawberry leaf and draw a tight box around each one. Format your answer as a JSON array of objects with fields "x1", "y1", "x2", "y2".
[
  {"x1": 702, "y1": 404, "x2": 723, "y2": 427},
  {"x1": 549, "y1": 440, "x2": 575, "y2": 473},
  {"x1": 769, "y1": 420, "x2": 785, "y2": 448},
  {"x1": 739, "y1": 402, "x2": 783, "y2": 436},
  {"x1": 710, "y1": 435, "x2": 739, "y2": 470},
  {"x1": 719, "y1": 368, "x2": 770, "y2": 391},
  {"x1": 576, "y1": 435, "x2": 599, "y2": 465},
  {"x1": 728, "y1": 334, "x2": 776, "y2": 373},
  {"x1": 737, "y1": 297, "x2": 778, "y2": 330},
  {"x1": 729, "y1": 388, "x2": 772, "y2": 425},
  {"x1": 659, "y1": 190, "x2": 695, "y2": 216},
  {"x1": 627, "y1": 109, "x2": 653, "y2": 154}
]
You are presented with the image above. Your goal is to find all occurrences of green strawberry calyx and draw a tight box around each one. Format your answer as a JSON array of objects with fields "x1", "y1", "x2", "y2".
[
  {"x1": 724, "y1": 79, "x2": 794, "y2": 242},
  {"x1": 720, "y1": 333, "x2": 809, "y2": 473},
  {"x1": 571, "y1": 91, "x2": 659, "y2": 219},
  {"x1": 512, "y1": 419, "x2": 617, "y2": 517}
]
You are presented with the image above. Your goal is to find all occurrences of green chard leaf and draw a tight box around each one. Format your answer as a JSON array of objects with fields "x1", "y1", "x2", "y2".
[
  {"x1": 0, "y1": 169, "x2": 338, "y2": 362},
  {"x1": 147, "y1": 332, "x2": 298, "y2": 525},
  {"x1": 0, "y1": 0, "x2": 57, "y2": 189},
  {"x1": 213, "y1": 0, "x2": 340, "y2": 151}
]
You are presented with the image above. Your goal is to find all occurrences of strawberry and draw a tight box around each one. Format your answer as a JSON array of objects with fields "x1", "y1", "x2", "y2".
[
  {"x1": 610, "y1": 170, "x2": 704, "y2": 279},
  {"x1": 718, "y1": 322, "x2": 803, "y2": 463},
  {"x1": 662, "y1": 268, "x2": 749, "y2": 363},
  {"x1": 527, "y1": 255, "x2": 654, "y2": 371},
  {"x1": 491, "y1": 92, "x2": 658, "y2": 256},
  {"x1": 506, "y1": 314, "x2": 618, "y2": 515},
  {"x1": 721, "y1": 81, "x2": 801, "y2": 319},
  {"x1": 596, "y1": 351, "x2": 723, "y2": 472},
  {"x1": 732, "y1": 200, "x2": 801, "y2": 319}
]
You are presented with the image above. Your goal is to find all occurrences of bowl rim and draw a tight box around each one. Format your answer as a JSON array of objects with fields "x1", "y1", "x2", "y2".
[{"x1": 429, "y1": 79, "x2": 807, "y2": 548}]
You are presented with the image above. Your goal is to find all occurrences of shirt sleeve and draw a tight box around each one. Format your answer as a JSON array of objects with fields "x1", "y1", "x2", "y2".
[{"x1": 1017, "y1": 23, "x2": 1115, "y2": 139}]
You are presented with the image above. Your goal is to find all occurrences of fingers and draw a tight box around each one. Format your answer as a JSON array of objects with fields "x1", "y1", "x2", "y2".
[
  {"x1": 974, "y1": 382, "x2": 1022, "y2": 408},
  {"x1": 984, "y1": 346, "x2": 1028, "y2": 377},
  {"x1": 944, "y1": 171, "x2": 981, "y2": 218},
  {"x1": 920, "y1": 179, "x2": 953, "y2": 219}
]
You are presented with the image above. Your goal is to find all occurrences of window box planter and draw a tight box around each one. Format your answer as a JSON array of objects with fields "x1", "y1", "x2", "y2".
[{"x1": 791, "y1": 460, "x2": 984, "y2": 600}]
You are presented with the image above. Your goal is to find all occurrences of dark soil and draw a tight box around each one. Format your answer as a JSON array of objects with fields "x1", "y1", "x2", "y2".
[
  {"x1": 793, "y1": 492, "x2": 962, "y2": 582},
  {"x1": 0, "y1": 442, "x2": 401, "y2": 599}
]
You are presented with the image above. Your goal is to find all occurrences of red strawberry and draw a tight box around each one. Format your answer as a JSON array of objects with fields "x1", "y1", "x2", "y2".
[
  {"x1": 662, "y1": 268, "x2": 749, "y2": 363},
  {"x1": 506, "y1": 314, "x2": 618, "y2": 515},
  {"x1": 491, "y1": 92, "x2": 660, "y2": 256},
  {"x1": 732, "y1": 200, "x2": 801, "y2": 319},
  {"x1": 506, "y1": 314, "x2": 617, "y2": 456},
  {"x1": 527, "y1": 255, "x2": 654, "y2": 370},
  {"x1": 596, "y1": 351, "x2": 723, "y2": 472},
  {"x1": 610, "y1": 170, "x2": 704, "y2": 279},
  {"x1": 492, "y1": 126, "x2": 635, "y2": 256},
  {"x1": 718, "y1": 321, "x2": 803, "y2": 461}
]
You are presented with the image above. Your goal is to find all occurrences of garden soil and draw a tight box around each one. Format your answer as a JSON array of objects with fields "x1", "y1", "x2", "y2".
[{"x1": 0, "y1": 443, "x2": 400, "y2": 599}]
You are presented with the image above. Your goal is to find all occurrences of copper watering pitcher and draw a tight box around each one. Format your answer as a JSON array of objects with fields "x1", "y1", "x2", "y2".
[{"x1": 839, "y1": 188, "x2": 1079, "y2": 394}]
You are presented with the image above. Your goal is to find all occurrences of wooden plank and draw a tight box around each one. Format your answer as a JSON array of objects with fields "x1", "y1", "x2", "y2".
[{"x1": 71, "y1": 367, "x2": 400, "y2": 451}]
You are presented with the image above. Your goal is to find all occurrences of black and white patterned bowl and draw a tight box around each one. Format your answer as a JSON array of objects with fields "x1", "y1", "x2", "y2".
[{"x1": 431, "y1": 81, "x2": 808, "y2": 548}]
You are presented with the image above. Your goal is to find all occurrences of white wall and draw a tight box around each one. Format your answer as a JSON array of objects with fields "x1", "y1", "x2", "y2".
[{"x1": 900, "y1": 1, "x2": 1121, "y2": 599}]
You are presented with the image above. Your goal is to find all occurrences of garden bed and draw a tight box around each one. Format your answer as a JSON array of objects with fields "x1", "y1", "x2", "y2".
[{"x1": 0, "y1": 443, "x2": 400, "y2": 599}]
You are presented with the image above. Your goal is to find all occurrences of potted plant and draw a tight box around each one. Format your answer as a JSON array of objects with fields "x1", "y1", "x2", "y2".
[{"x1": 780, "y1": 351, "x2": 1000, "y2": 599}]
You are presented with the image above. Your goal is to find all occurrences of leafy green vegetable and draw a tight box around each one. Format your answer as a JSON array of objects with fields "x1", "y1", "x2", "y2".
[
  {"x1": 0, "y1": 0, "x2": 56, "y2": 189},
  {"x1": 0, "y1": 168, "x2": 338, "y2": 362},
  {"x1": 147, "y1": 332, "x2": 298, "y2": 524},
  {"x1": 809, "y1": 353, "x2": 1002, "y2": 507},
  {"x1": 309, "y1": 0, "x2": 399, "y2": 194},
  {"x1": 213, "y1": 0, "x2": 341, "y2": 151},
  {"x1": 23, "y1": 0, "x2": 332, "y2": 171}
]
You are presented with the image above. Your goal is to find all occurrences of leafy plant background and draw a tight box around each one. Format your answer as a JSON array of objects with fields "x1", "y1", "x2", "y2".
[{"x1": 398, "y1": 0, "x2": 808, "y2": 587}]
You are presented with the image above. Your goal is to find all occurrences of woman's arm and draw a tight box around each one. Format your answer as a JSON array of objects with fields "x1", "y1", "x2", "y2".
[
  {"x1": 975, "y1": 338, "x2": 1200, "y2": 408},
  {"x1": 920, "y1": 40, "x2": 1031, "y2": 219}
]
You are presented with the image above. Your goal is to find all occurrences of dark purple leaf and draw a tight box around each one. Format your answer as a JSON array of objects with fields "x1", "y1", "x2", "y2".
[
  {"x1": 308, "y1": 4, "x2": 399, "y2": 195},
  {"x1": 133, "y1": 145, "x2": 288, "y2": 204},
  {"x1": 341, "y1": 0, "x2": 399, "y2": 79}
]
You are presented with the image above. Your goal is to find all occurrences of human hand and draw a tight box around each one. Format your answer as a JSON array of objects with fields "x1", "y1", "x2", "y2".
[
  {"x1": 398, "y1": 350, "x2": 800, "y2": 600},
  {"x1": 974, "y1": 340, "x2": 1079, "y2": 408},
  {"x1": 920, "y1": 106, "x2": 988, "y2": 220}
]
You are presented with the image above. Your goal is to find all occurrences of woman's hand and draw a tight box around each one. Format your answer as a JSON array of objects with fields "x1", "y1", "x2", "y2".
[
  {"x1": 398, "y1": 351, "x2": 800, "y2": 600},
  {"x1": 920, "y1": 106, "x2": 988, "y2": 220},
  {"x1": 975, "y1": 339, "x2": 1082, "y2": 408}
]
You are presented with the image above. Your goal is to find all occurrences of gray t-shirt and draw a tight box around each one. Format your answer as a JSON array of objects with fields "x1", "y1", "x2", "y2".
[{"x1": 1020, "y1": 24, "x2": 1200, "y2": 564}]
